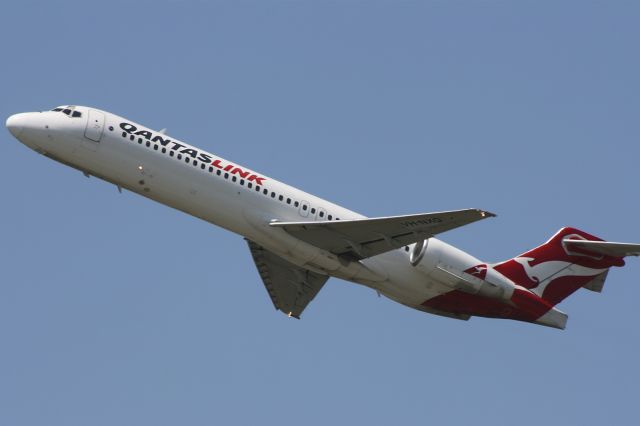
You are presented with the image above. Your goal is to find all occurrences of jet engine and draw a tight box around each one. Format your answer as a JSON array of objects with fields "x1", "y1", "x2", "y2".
[
  {"x1": 429, "y1": 263, "x2": 512, "y2": 300},
  {"x1": 409, "y1": 238, "x2": 514, "y2": 301}
]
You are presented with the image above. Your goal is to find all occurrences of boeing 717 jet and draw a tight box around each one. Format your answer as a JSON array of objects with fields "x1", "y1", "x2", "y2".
[{"x1": 7, "y1": 105, "x2": 640, "y2": 329}]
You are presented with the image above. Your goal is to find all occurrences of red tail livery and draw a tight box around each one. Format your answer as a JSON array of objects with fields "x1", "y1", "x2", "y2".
[
  {"x1": 423, "y1": 227, "x2": 635, "y2": 329},
  {"x1": 494, "y1": 227, "x2": 624, "y2": 305}
]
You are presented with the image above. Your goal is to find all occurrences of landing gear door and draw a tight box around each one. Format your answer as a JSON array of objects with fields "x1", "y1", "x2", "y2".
[{"x1": 84, "y1": 109, "x2": 105, "y2": 142}]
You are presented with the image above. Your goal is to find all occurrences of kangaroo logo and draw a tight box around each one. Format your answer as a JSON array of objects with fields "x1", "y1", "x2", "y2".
[
  {"x1": 513, "y1": 256, "x2": 606, "y2": 296},
  {"x1": 465, "y1": 264, "x2": 487, "y2": 280}
]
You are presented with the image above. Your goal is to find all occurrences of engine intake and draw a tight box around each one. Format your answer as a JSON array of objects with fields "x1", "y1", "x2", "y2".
[{"x1": 410, "y1": 239, "x2": 428, "y2": 266}]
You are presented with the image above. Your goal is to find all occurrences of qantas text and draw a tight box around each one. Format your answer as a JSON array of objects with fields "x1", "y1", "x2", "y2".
[{"x1": 120, "y1": 122, "x2": 266, "y2": 185}]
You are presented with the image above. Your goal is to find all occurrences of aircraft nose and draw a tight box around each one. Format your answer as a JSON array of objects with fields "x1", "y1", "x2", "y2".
[{"x1": 6, "y1": 113, "x2": 28, "y2": 138}]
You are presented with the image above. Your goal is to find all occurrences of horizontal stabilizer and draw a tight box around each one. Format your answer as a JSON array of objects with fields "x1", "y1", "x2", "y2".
[
  {"x1": 565, "y1": 240, "x2": 640, "y2": 257},
  {"x1": 271, "y1": 208, "x2": 495, "y2": 260}
]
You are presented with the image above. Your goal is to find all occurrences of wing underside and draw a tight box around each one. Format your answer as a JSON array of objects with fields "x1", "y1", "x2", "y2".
[
  {"x1": 270, "y1": 208, "x2": 495, "y2": 260},
  {"x1": 246, "y1": 239, "x2": 329, "y2": 318}
]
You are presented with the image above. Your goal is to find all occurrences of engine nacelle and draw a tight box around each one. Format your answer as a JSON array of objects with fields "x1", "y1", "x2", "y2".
[
  {"x1": 430, "y1": 263, "x2": 513, "y2": 301},
  {"x1": 409, "y1": 239, "x2": 514, "y2": 301}
]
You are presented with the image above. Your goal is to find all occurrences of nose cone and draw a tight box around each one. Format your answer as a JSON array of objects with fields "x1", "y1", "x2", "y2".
[{"x1": 6, "y1": 113, "x2": 29, "y2": 138}]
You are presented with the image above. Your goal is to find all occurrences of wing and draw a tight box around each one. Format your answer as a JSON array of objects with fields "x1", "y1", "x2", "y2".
[
  {"x1": 270, "y1": 208, "x2": 495, "y2": 260},
  {"x1": 246, "y1": 239, "x2": 329, "y2": 318},
  {"x1": 565, "y1": 240, "x2": 640, "y2": 257}
]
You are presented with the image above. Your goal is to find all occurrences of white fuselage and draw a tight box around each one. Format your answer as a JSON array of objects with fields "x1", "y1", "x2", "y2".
[{"x1": 7, "y1": 106, "x2": 483, "y2": 315}]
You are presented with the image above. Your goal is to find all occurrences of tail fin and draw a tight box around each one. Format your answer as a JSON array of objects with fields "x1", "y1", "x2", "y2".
[{"x1": 493, "y1": 227, "x2": 625, "y2": 306}]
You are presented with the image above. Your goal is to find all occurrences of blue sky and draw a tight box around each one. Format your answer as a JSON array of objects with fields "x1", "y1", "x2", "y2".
[{"x1": 1, "y1": 1, "x2": 639, "y2": 425}]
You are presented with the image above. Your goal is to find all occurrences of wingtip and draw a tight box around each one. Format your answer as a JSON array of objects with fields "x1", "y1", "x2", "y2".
[{"x1": 478, "y1": 209, "x2": 497, "y2": 218}]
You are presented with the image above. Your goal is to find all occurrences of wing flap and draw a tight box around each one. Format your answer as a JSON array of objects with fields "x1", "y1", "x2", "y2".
[
  {"x1": 270, "y1": 208, "x2": 495, "y2": 260},
  {"x1": 246, "y1": 239, "x2": 329, "y2": 318}
]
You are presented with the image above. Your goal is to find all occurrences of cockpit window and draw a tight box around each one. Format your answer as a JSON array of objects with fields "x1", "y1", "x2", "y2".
[{"x1": 51, "y1": 106, "x2": 82, "y2": 118}]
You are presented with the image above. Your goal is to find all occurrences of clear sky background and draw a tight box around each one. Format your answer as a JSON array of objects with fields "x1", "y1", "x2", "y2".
[{"x1": 1, "y1": 1, "x2": 639, "y2": 425}]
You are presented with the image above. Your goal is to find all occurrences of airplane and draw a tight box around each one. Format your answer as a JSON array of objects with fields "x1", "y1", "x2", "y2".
[{"x1": 6, "y1": 105, "x2": 640, "y2": 329}]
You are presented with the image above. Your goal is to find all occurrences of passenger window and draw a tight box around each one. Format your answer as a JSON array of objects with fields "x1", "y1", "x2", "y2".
[
  {"x1": 146, "y1": 141, "x2": 150, "y2": 147},
  {"x1": 263, "y1": 189, "x2": 268, "y2": 195},
  {"x1": 271, "y1": 192, "x2": 276, "y2": 198},
  {"x1": 278, "y1": 195, "x2": 283, "y2": 201},
  {"x1": 209, "y1": 166, "x2": 213, "y2": 172},
  {"x1": 170, "y1": 151, "x2": 174, "y2": 157},
  {"x1": 232, "y1": 176, "x2": 237, "y2": 182},
  {"x1": 216, "y1": 170, "x2": 221, "y2": 176},
  {"x1": 153, "y1": 145, "x2": 158, "y2": 150},
  {"x1": 248, "y1": 183, "x2": 252, "y2": 189},
  {"x1": 294, "y1": 201, "x2": 299, "y2": 207},
  {"x1": 319, "y1": 211, "x2": 324, "y2": 218},
  {"x1": 162, "y1": 148, "x2": 166, "y2": 153},
  {"x1": 224, "y1": 173, "x2": 229, "y2": 179},
  {"x1": 328, "y1": 215, "x2": 332, "y2": 220},
  {"x1": 302, "y1": 205, "x2": 308, "y2": 211},
  {"x1": 177, "y1": 154, "x2": 182, "y2": 160},
  {"x1": 311, "y1": 208, "x2": 316, "y2": 214},
  {"x1": 286, "y1": 198, "x2": 291, "y2": 204},
  {"x1": 201, "y1": 164, "x2": 205, "y2": 170},
  {"x1": 240, "y1": 179, "x2": 244, "y2": 185}
]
